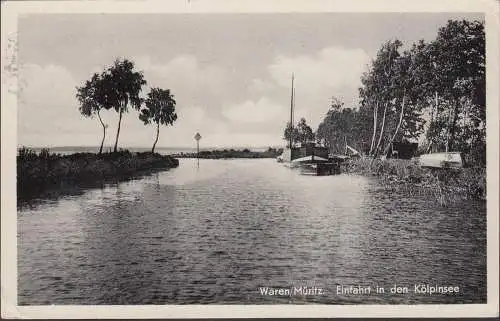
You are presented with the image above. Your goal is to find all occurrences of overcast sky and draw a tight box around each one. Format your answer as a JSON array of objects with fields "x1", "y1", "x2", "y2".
[{"x1": 17, "y1": 12, "x2": 482, "y2": 148}]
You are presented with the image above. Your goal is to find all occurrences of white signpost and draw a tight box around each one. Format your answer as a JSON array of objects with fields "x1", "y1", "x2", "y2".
[{"x1": 194, "y1": 132, "x2": 202, "y2": 159}]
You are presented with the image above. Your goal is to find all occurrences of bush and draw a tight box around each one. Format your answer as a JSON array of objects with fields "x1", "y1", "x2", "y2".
[
  {"x1": 346, "y1": 156, "x2": 486, "y2": 204},
  {"x1": 39, "y1": 148, "x2": 51, "y2": 159},
  {"x1": 17, "y1": 146, "x2": 37, "y2": 161},
  {"x1": 17, "y1": 149, "x2": 179, "y2": 200}
]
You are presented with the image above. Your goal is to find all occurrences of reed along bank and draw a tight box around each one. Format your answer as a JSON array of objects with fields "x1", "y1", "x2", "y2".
[
  {"x1": 344, "y1": 157, "x2": 486, "y2": 205},
  {"x1": 17, "y1": 148, "x2": 179, "y2": 201}
]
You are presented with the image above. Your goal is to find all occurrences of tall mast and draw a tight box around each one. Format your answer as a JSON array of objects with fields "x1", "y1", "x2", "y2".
[{"x1": 289, "y1": 73, "x2": 294, "y2": 149}]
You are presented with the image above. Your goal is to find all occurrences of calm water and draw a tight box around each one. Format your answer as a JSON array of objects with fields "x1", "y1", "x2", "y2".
[{"x1": 18, "y1": 159, "x2": 486, "y2": 305}]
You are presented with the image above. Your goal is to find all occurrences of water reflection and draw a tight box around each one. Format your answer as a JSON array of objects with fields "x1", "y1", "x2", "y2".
[{"x1": 18, "y1": 159, "x2": 486, "y2": 305}]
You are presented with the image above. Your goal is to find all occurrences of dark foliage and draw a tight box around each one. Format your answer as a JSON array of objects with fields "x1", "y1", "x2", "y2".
[
  {"x1": 17, "y1": 148, "x2": 179, "y2": 201},
  {"x1": 173, "y1": 148, "x2": 283, "y2": 159},
  {"x1": 346, "y1": 157, "x2": 486, "y2": 204},
  {"x1": 139, "y1": 87, "x2": 178, "y2": 153},
  {"x1": 315, "y1": 19, "x2": 485, "y2": 167}
]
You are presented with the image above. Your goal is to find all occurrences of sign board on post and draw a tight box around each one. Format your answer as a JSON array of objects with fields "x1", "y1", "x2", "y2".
[{"x1": 194, "y1": 132, "x2": 201, "y2": 159}]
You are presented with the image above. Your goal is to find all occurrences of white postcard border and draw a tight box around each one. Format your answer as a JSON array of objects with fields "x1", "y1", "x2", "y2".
[{"x1": 1, "y1": 0, "x2": 498, "y2": 318}]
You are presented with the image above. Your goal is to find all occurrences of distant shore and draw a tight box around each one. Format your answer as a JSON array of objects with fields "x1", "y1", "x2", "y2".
[
  {"x1": 17, "y1": 148, "x2": 179, "y2": 202},
  {"x1": 171, "y1": 148, "x2": 283, "y2": 159}
]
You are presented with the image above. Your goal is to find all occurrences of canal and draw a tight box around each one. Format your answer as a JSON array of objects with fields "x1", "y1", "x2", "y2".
[{"x1": 18, "y1": 158, "x2": 486, "y2": 305}]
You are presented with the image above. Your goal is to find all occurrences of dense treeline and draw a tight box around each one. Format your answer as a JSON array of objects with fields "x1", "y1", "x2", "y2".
[
  {"x1": 173, "y1": 147, "x2": 283, "y2": 159},
  {"x1": 315, "y1": 19, "x2": 485, "y2": 165}
]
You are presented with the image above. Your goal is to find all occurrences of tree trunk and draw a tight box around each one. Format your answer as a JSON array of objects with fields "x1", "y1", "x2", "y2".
[
  {"x1": 432, "y1": 91, "x2": 437, "y2": 125},
  {"x1": 152, "y1": 121, "x2": 160, "y2": 153},
  {"x1": 113, "y1": 108, "x2": 123, "y2": 153},
  {"x1": 369, "y1": 44, "x2": 394, "y2": 156},
  {"x1": 373, "y1": 101, "x2": 388, "y2": 157},
  {"x1": 447, "y1": 101, "x2": 460, "y2": 152},
  {"x1": 383, "y1": 89, "x2": 406, "y2": 156},
  {"x1": 97, "y1": 110, "x2": 106, "y2": 154},
  {"x1": 369, "y1": 101, "x2": 379, "y2": 155},
  {"x1": 426, "y1": 91, "x2": 438, "y2": 153}
]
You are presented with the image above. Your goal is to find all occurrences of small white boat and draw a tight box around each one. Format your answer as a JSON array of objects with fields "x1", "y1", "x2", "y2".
[{"x1": 418, "y1": 152, "x2": 464, "y2": 169}]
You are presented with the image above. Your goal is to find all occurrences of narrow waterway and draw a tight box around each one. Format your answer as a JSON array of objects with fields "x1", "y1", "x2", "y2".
[{"x1": 18, "y1": 158, "x2": 486, "y2": 305}]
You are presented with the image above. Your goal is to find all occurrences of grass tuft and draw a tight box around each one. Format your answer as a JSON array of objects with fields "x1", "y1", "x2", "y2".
[
  {"x1": 17, "y1": 147, "x2": 179, "y2": 201},
  {"x1": 345, "y1": 157, "x2": 486, "y2": 205}
]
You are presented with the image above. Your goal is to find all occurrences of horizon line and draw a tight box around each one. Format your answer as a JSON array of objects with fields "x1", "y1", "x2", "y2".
[{"x1": 17, "y1": 144, "x2": 284, "y2": 149}]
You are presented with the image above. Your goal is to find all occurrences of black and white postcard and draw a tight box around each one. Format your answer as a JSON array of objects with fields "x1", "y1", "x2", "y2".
[{"x1": 1, "y1": 0, "x2": 499, "y2": 318}]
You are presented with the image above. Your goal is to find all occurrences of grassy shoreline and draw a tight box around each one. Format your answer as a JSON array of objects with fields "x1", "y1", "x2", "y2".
[
  {"x1": 344, "y1": 157, "x2": 486, "y2": 205},
  {"x1": 17, "y1": 147, "x2": 485, "y2": 206},
  {"x1": 172, "y1": 148, "x2": 283, "y2": 159},
  {"x1": 17, "y1": 148, "x2": 179, "y2": 202}
]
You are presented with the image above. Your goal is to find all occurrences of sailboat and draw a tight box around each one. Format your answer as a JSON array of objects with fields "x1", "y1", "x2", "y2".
[{"x1": 277, "y1": 74, "x2": 339, "y2": 175}]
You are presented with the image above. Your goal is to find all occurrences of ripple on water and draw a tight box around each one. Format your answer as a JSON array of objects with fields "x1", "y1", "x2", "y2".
[{"x1": 18, "y1": 159, "x2": 486, "y2": 305}]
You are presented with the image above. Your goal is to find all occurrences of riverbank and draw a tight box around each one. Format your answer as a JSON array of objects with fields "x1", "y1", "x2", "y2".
[
  {"x1": 17, "y1": 148, "x2": 179, "y2": 201},
  {"x1": 172, "y1": 148, "x2": 283, "y2": 159},
  {"x1": 345, "y1": 157, "x2": 486, "y2": 205}
]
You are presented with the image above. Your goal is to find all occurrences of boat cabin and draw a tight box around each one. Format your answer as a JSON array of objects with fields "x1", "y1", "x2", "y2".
[
  {"x1": 280, "y1": 143, "x2": 329, "y2": 162},
  {"x1": 385, "y1": 142, "x2": 418, "y2": 159}
]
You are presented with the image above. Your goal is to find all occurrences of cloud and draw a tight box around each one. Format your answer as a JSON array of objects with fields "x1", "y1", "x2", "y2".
[
  {"x1": 247, "y1": 46, "x2": 371, "y2": 128},
  {"x1": 222, "y1": 97, "x2": 286, "y2": 124},
  {"x1": 268, "y1": 47, "x2": 370, "y2": 93},
  {"x1": 202, "y1": 132, "x2": 282, "y2": 148},
  {"x1": 159, "y1": 105, "x2": 229, "y2": 148},
  {"x1": 17, "y1": 47, "x2": 371, "y2": 148},
  {"x1": 17, "y1": 56, "x2": 232, "y2": 148},
  {"x1": 17, "y1": 63, "x2": 149, "y2": 148},
  {"x1": 98, "y1": 55, "x2": 230, "y2": 147},
  {"x1": 248, "y1": 78, "x2": 274, "y2": 93},
  {"x1": 134, "y1": 55, "x2": 228, "y2": 110},
  {"x1": 18, "y1": 63, "x2": 85, "y2": 146}
]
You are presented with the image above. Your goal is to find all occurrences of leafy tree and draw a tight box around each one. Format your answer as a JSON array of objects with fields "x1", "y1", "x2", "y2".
[
  {"x1": 139, "y1": 88, "x2": 178, "y2": 153},
  {"x1": 283, "y1": 121, "x2": 300, "y2": 148},
  {"x1": 379, "y1": 46, "x2": 428, "y2": 157},
  {"x1": 76, "y1": 73, "x2": 110, "y2": 154},
  {"x1": 296, "y1": 118, "x2": 315, "y2": 146},
  {"x1": 423, "y1": 20, "x2": 485, "y2": 155},
  {"x1": 283, "y1": 118, "x2": 315, "y2": 148},
  {"x1": 359, "y1": 40, "x2": 409, "y2": 157},
  {"x1": 317, "y1": 99, "x2": 345, "y2": 153},
  {"x1": 315, "y1": 19, "x2": 484, "y2": 166},
  {"x1": 316, "y1": 98, "x2": 366, "y2": 155},
  {"x1": 102, "y1": 59, "x2": 147, "y2": 152}
]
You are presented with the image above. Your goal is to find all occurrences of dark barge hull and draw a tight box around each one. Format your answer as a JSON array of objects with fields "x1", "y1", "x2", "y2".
[{"x1": 299, "y1": 162, "x2": 341, "y2": 176}]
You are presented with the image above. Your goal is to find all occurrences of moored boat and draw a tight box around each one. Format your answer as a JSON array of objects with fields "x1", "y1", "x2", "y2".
[
  {"x1": 295, "y1": 157, "x2": 340, "y2": 176},
  {"x1": 277, "y1": 74, "x2": 339, "y2": 176},
  {"x1": 418, "y1": 152, "x2": 465, "y2": 169}
]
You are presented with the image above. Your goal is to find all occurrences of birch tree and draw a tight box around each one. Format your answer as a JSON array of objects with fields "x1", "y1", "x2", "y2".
[
  {"x1": 103, "y1": 59, "x2": 147, "y2": 152},
  {"x1": 76, "y1": 73, "x2": 110, "y2": 154},
  {"x1": 139, "y1": 88, "x2": 178, "y2": 153}
]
